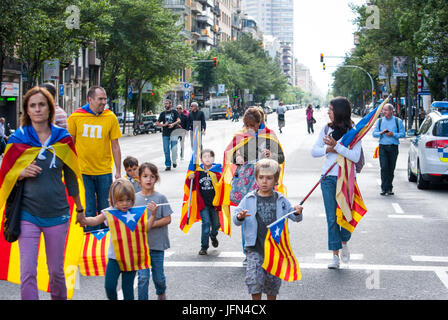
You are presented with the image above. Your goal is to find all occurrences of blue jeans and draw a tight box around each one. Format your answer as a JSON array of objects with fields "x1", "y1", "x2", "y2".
[
  {"x1": 162, "y1": 135, "x2": 178, "y2": 168},
  {"x1": 200, "y1": 206, "x2": 220, "y2": 250},
  {"x1": 104, "y1": 259, "x2": 136, "y2": 300},
  {"x1": 320, "y1": 175, "x2": 351, "y2": 251},
  {"x1": 82, "y1": 173, "x2": 113, "y2": 231},
  {"x1": 137, "y1": 250, "x2": 166, "y2": 299}
]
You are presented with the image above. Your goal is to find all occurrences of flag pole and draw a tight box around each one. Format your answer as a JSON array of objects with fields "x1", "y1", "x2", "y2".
[
  {"x1": 186, "y1": 126, "x2": 200, "y2": 225},
  {"x1": 186, "y1": 178, "x2": 193, "y2": 224}
]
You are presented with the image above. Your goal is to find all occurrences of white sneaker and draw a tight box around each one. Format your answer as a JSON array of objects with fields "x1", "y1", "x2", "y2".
[
  {"x1": 328, "y1": 254, "x2": 340, "y2": 269},
  {"x1": 341, "y1": 243, "x2": 350, "y2": 263}
]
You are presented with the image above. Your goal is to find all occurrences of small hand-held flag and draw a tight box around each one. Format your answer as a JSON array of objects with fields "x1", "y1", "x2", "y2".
[
  {"x1": 262, "y1": 214, "x2": 301, "y2": 282},
  {"x1": 79, "y1": 229, "x2": 110, "y2": 276}
]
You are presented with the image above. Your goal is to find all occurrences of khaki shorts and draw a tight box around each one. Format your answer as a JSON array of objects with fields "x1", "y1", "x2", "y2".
[{"x1": 245, "y1": 250, "x2": 281, "y2": 296}]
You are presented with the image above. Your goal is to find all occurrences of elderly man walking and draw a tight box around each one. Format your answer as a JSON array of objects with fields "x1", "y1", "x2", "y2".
[{"x1": 372, "y1": 103, "x2": 405, "y2": 196}]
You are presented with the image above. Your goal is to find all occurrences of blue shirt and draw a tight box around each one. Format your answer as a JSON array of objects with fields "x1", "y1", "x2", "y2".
[{"x1": 372, "y1": 116, "x2": 405, "y2": 145}]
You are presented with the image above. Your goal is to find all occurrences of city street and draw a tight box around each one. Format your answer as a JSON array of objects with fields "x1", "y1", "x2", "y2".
[{"x1": 1, "y1": 107, "x2": 447, "y2": 300}]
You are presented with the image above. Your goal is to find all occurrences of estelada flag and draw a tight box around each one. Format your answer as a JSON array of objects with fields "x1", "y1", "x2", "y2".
[
  {"x1": 262, "y1": 217, "x2": 301, "y2": 282},
  {"x1": 216, "y1": 124, "x2": 286, "y2": 224},
  {"x1": 0, "y1": 125, "x2": 85, "y2": 299},
  {"x1": 335, "y1": 96, "x2": 390, "y2": 233},
  {"x1": 179, "y1": 163, "x2": 228, "y2": 235},
  {"x1": 79, "y1": 229, "x2": 110, "y2": 276},
  {"x1": 104, "y1": 206, "x2": 150, "y2": 271},
  {"x1": 179, "y1": 127, "x2": 230, "y2": 235}
]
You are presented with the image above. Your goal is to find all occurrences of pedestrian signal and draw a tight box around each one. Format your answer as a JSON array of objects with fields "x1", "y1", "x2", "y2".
[
  {"x1": 320, "y1": 53, "x2": 324, "y2": 63},
  {"x1": 213, "y1": 57, "x2": 218, "y2": 67}
]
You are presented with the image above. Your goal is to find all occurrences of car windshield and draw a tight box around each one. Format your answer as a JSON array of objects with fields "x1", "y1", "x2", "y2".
[{"x1": 433, "y1": 119, "x2": 448, "y2": 137}]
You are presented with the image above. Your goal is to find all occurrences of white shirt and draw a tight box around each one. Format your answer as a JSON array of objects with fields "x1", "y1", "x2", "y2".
[{"x1": 311, "y1": 125, "x2": 362, "y2": 176}]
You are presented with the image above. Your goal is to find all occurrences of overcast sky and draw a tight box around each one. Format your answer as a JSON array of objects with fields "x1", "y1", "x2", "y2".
[{"x1": 294, "y1": 0, "x2": 366, "y2": 95}]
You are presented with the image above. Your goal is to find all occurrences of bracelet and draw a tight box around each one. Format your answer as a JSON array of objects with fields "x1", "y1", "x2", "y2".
[{"x1": 76, "y1": 208, "x2": 84, "y2": 213}]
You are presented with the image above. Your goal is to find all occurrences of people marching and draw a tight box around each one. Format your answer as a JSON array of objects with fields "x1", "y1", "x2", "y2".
[{"x1": 0, "y1": 84, "x2": 385, "y2": 301}]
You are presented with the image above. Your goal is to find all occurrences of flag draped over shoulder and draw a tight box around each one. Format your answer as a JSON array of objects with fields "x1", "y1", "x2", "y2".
[
  {"x1": 0, "y1": 125, "x2": 85, "y2": 299},
  {"x1": 104, "y1": 206, "x2": 150, "y2": 271},
  {"x1": 79, "y1": 229, "x2": 110, "y2": 276},
  {"x1": 262, "y1": 218, "x2": 301, "y2": 282},
  {"x1": 217, "y1": 125, "x2": 286, "y2": 223},
  {"x1": 335, "y1": 97, "x2": 390, "y2": 233},
  {"x1": 179, "y1": 127, "x2": 230, "y2": 235}
]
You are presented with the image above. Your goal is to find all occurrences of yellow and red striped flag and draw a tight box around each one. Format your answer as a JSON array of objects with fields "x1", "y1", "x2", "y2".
[
  {"x1": 0, "y1": 125, "x2": 85, "y2": 299},
  {"x1": 262, "y1": 217, "x2": 301, "y2": 282},
  {"x1": 79, "y1": 229, "x2": 110, "y2": 276},
  {"x1": 104, "y1": 206, "x2": 150, "y2": 271},
  {"x1": 335, "y1": 96, "x2": 391, "y2": 233}
]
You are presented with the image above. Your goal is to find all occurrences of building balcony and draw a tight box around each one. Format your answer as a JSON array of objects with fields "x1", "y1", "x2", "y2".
[
  {"x1": 198, "y1": 0, "x2": 214, "y2": 8},
  {"x1": 163, "y1": 0, "x2": 188, "y2": 11},
  {"x1": 190, "y1": 0, "x2": 202, "y2": 14},
  {"x1": 197, "y1": 14, "x2": 214, "y2": 26}
]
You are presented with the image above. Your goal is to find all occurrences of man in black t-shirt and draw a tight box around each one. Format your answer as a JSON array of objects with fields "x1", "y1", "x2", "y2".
[{"x1": 156, "y1": 99, "x2": 180, "y2": 171}]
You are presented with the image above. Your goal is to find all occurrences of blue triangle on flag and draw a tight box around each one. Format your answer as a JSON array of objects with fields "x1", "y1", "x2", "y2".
[
  {"x1": 90, "y1": 228, "x2": 109, "y2": 241},
  {"x1": 268, "y1": 218, "x2": 285, "y2": 244},
  {"x1": 107, "y1": 206, "x2": 146, "y2": 232}
]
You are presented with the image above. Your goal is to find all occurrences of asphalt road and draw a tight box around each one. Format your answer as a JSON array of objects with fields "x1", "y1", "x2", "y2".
[{"x1": 1, "y1": 107, "x2": 448, "y2": 301}]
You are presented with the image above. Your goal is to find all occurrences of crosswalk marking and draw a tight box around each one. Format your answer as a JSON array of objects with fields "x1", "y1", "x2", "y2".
[
  {"x1": 411, "y1": 256, "x2": 448, "y2": 263},
  {"x1": 435, "y1": 271, "x2": 448, "y2": 290},
  {"x1": 218, "y1": 252, "x2": 246, "y2": 258},
  {"x1": 392, "y1": 203, "x2": 404, "y2": 214},
  {"x1": 388, "y1": 214, "x2": 423, "y2": 219}
]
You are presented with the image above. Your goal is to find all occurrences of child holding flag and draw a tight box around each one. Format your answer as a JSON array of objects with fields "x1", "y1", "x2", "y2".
[
  {"x1": 233, "y1": 158, "x2": 303, "y2": 300},
  {"x1": 77, "y1": 178, "x2": 157, "y2": 300},
  {"x1": 135, "y1": 162, "x2": 173, "y2": 300},
  {"x1": 187, "y1": 149, "x2": 223, "y2": 255}
]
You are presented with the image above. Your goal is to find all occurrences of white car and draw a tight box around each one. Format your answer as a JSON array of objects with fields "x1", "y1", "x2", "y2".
[{"x1": 408, "y1": 103, "x2": 448, "y2": 189}]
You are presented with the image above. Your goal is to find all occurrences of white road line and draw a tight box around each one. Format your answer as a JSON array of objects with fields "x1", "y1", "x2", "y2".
[
  {"x1": 435, "y1": 271, "x2": 448, "y2": 290},
  {"x1": 314, "y1": 253, "x2": 364, "y2": 260},
  {"x1": 218, "y1": 252, "x2": 246, "y2": 258},
  {"x1": 376, "y1": 179, "x2": 382, "y2": 186},
  {"x1": 388, "y1": 215, "x2": 423, "y2": 219},
  {"x1": 392, "y1": 203, "x2": 404, "y2": 214},
  {"x1": 366, "y1": 163, "x2": 373, "y2": 168},
  {"x1": 411, "y1": 256, "x2": 448, "y2": 263},
  {"x1": 163, "y1": 261, "x2": 448, "y2": 273}
]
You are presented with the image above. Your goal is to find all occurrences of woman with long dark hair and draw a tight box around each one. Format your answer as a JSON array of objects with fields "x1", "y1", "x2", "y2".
[{"x1": 311, "y1": 97, "x2": 362, "y2": 269}]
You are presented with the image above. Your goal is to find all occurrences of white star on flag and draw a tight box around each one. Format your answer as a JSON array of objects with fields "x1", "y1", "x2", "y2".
[
  {"x1": 274, "y1": 226, "x2": 280, "y2": 238},
  {"x1": 123, "y1": 211, "x2": 136, "y2": 223}
]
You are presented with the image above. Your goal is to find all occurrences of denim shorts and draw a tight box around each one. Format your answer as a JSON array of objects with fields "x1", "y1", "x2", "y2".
[{"x1": 245, "y1": 250, "x2": 281, "y2": 296}]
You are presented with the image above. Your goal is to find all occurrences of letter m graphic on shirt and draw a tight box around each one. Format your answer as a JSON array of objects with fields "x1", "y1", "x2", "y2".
[{"x1": 82, "y1": 124, "x2": 103, "y2": 138}]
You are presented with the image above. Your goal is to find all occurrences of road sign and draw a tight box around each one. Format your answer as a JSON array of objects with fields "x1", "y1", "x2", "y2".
[
  {"x1": 184, "y1": 90, "x2": 191, "y2": 100},
  {"x1": 59, "y1": 84, "x2": 64, "y2": 96},
  {"x1": 127, "y1": 86, "x2": 133, "y2": 100},
  {"x1": 184, "y1": 82, "x2": 190, "y2": 89}
]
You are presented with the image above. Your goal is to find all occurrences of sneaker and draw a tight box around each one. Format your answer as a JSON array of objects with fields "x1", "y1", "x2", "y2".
[
  {"x1": 165, "y1": 167, "x2": 171, "y2": 171},
  {"x1": 328, "y1": 254, "x2": 340, "y2": 269},
  {"x1": 341, "y1": 243, "x2": 350, "y2": 263},
  {"x1": 242, "y1": 257, "x2": 248, "y2": 267},
  {"x1": 387, "y1": 190, "x2": 394, "y2": 195},
  {"x1": 173, "y1": 163, "x2": 177, "y2": 168},
  {"x1": 380, "y1": 191, "x2": 387, "y2": 196},
  {"x1": 198, "y1": 249, "x2": 207, "y2": 255},
  {"x1": 211, "y1": 238, "x2": 219, "y2": 248}
]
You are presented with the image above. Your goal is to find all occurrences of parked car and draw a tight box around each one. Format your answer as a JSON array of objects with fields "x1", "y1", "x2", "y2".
[
  {"x1": 116, "y1": 112, "x2": 134, "y2": 123},
  {"x1": 407, "y1": 103, "x2": 448, "y2": 189},
  {"x1": 143, "y1": 115, "x2": 161, "y2": 132}
]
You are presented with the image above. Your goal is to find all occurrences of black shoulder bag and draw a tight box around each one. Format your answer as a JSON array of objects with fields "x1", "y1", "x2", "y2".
[{"x1": 3, "y1": 180, "x2": 24, "y2": 243}]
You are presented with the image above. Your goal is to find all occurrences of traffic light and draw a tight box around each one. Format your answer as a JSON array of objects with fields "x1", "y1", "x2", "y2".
[
  {"x1": 323, "y1": 63, "x2": 326, "y2": 70},
  {"x1": 213, "y1": 57, "x2": 218, "y2": 67},
  {"x1": 320, "y1": 53, "x2": 324, "y2": 63}
]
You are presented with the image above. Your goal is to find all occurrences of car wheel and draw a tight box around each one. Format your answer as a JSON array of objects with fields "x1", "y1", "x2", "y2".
[
  {"x1": 416, "y1": 162, "x2": 429, "y2": 189},
  {"x1": 407, "y1": 157, "x2": 417, "y2": 182},
  {"x1": 133, "y1": 129, "x2": 138, "y2": 136}
]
